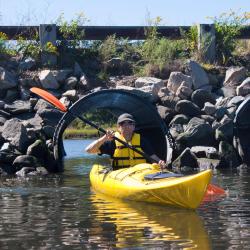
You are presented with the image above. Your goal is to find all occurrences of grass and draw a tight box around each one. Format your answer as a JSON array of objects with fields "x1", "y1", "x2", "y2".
[{"x1": 63, "y1": 126, "x2": 117, "y2": 139}]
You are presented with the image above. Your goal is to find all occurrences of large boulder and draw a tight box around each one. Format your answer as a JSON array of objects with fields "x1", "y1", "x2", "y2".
[
  {"x1": 2, "y1": 118, "x2": 30, "y2": 152},
  {"x1": 167, "y1": 72, "x2": 192, "y2": 94},
  {"x1": 172, "y1": 148, "x2": 199, "y2": 169},
  {"x1": 223, "y1": 66, "x2": 246, "y2": 87},
  {"x1": 0, "y1": 67, "x2": 17, "y2": 90},
  {"x1": 188, "y1": 61, "x2": 211, "y2": 91},
  {"x1": 175, "y1": 100, "x2": 201, "y2": 117},
  {"x1": 236, "y1": 77, "x2": 250, "y2": 96},
  {"x1": 191, "y1": 89, "x2": 216, "y2": 109},
  {"x1": 135, "y1": 77, "x2": 165, "y2": 97},
  {"x1": 176, "y1": 117, "x2": 215, "y2": 148},
  {"x1": 39, "y1": 70, "x2": 59, "y2": 89}
]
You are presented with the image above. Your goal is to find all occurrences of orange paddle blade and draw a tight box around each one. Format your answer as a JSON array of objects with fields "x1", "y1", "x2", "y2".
[
  {"x1": 202, "y1": 183, "x2": 226, "y2": 203},
  {"x1": 206, "y1": 183, "x2": 226, "y2": 195},
  {"x1": 30, "y1": 87, "x2": 67, "y2": 112}
]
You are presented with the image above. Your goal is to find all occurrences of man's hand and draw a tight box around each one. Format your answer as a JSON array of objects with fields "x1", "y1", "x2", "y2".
[
  {"x1": 104, "y1": 130, "x2": 115, "y2": 141},
  {"x1": 158, "y1": 160, "x2": 167, "y2": 171}
]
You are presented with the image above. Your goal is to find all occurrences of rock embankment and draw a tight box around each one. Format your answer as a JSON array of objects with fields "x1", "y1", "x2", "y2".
[{"x1": 0, "y1": 58, "x2": 249, "y2": 176}]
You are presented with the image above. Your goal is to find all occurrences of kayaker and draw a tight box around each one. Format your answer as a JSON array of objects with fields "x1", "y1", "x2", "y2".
[{"x1": 85, "y1": 113, "x2": 167, "y2": 170}]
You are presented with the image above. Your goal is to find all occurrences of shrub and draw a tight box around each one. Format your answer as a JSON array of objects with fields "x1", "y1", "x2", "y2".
[
  {"x1": 0, "y1": 32, "x2": 16, "y2": 58},
  {"x1": 140, "y1": 16, "x2": 188, "y2": 75},
  {"x1": 16, "y1": 31, "x2": 41, "y2": 61},
  {"x1": 209, "y1": 10, "x2": 250, "y2": 64}
]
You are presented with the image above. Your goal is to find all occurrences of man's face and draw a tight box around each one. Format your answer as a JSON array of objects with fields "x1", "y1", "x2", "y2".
[{"x1": 118, "y1": 120, "x2": 135, "y2": 140}]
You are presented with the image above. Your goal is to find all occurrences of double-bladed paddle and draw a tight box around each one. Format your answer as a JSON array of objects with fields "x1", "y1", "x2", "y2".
[
  {"x1": 30, "y1": 87, "x2": 154, "y2": 163},
  {"x1": 30, "y1": 87, "x2": 226, "y2": 196}
]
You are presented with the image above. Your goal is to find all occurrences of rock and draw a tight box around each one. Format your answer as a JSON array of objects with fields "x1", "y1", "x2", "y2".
[
  {"x1": 0, "y1": 67, "x2": 17, "y2": 90},
  {"x1": 64, "y1": 76, "x2": 78, "y2": 90},
  {"x1": 116, "y1": 76, "x2": 137, "y2": 87},
  {"x1": 59, "y1": 96, "x2": 71, "y2": 108},
  {"x1": 42, "y1": 125, "x2": 55, "y2": 138},
  {"x1": 167, "y1": 72, "x2": 192, "y2": 93},
  {"x1": 78, "y1": 74, "x2": 90, "y2": 91},
  {"x1": 176, "y1": 117, "x2": 215, "y2": 148},
  {"x1": 218, "y1": 141, "x2": 241, "y2": 168},
  {"x1": 213, "y1": 107, "x2": 227, "y2": 120},
  {"x1": 2, "y1": 118, "x2": 30, "y2": 152},
  {"x1": 13, "y1": 155, "x2": 39, "y2": 170},
  {"x1": 0, "y1": 150, "x2": 18, "y2": 164},
  {"x1": 19, "y1": 85, "x2": 31, "y2": 101},
  {"x1": 172, "y1": 148, "x2": 199, "y2": 169},
  {"x1": 0, "y1": 115, "x2": 6, "y2": 126},
  {"x1": 236, "y1": 77, "x2": 250, "y2": 96},
  {"x1": 160, "y1": 95, "x2": 180, "y2": 109},
  {"x1": 191, "y1": 89, "x2": 216, "y2": 109},
  {"x1": 224, "y1": 66, "x2": 246, "y2": 87},
  {"x1": 4, "y1": 100, "x2": 31, "y2": 115},
  {"x1": 104, "y1": 57, "x2": 131, "y2": 75},
  {"x1": 35, "y1": 166, "x2": 48, "y2": 175},
  {"x1": 16, "y1": 167, "x2": 36, "y2": 176},
  {"x1": 36, "y1": 108, "x2": 63, "y2": 127},
  {"x1": 169, "y1": 124, "x2": 184, "y2": 139},
  {"x1": 26, "y1": 139, "x2": 48, "y2": 159},
  {"x1": 176, "y1": 83, "x2": 193, "y2": 99},
  {"x1": 197, "y1": 158, "x2": 221, "y2": 170},
  {"x1": 62, "y1": 89, "x2": 78, "y2": 102},
  {"x1": 175, "y1": 100, "x2": 201, "y2": 117},
  {"x1": 191, "y1": 146, "x2": 218, "y2": 159},
  {"x1": 18, "y1": 57, "x2": 36, "y2": 71},
  {"x1": 169, "y1": 114, "x2": 189, "y2": 127},
  {"x1": 135, "y1": 77, "x2": 165, "y2": 97},
  {"x1": 39, "y1": 69, "x2": 59, "y2": 89},
  {"x1": 188, "y1": 60, "x2": 211, "y2": 91},
  {"x1": 115, "y1": 85, "x2": 158, "y2": 103},
  {"x1": 215, "y1": 120, "x2": 234, "y2": 142},
  {"x1": 4, "y1": 88, "x2": 19, "y2": 102},
  {"x1": 0, "y1": 109, "x2": 11, "y2": 118},
  {"x1": 52, "y1": 69, "x2": 72, "y2": 83},
  {"x1": 200, "y1": 115, "x2": 214, "y2": 124},
  {"x1": 227, "y1": 96, "x2": 245, "y2": 108},
  {"x1": 34, "y1": 99, "x2": 54, "y2": 111},
  {"x1": 202, "y1": 102, "x2": 216, "y2": 115},
  {"x1": 157, "y1": 105, "x2": 173, "y2": 121},
  {"x1": 23, "y1": 115, "x2": 43, "y2": 132},
  {"x1": 217, "y1": 86, "x2": 236, "y2": 97}
]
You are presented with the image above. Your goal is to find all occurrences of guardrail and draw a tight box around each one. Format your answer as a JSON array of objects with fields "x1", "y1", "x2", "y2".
[{"x1": 1, "y1": 24, "x2": 250, "y2": 65}]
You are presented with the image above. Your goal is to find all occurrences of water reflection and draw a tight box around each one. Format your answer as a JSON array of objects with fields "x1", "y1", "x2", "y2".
[
  {"x1": 89, "y1": 192, "x2": 211, "y2": 249},
  {"x1": 1, "y1": 140, "x2": 250, "y2": 249}
]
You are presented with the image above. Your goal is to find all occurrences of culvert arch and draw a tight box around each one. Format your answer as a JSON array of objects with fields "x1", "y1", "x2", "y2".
[{"x1": 53, "y1": 89, "x2": 169, "y2": 169}]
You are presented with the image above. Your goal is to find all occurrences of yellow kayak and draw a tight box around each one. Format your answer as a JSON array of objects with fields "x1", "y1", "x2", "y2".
[{"x1": 89, "y1": 163, "x2": 212, "y2": 209}]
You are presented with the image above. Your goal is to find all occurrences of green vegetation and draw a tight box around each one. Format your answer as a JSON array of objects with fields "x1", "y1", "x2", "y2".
[
  {"x1": 0, "y1": 32, "x2": 16, "y2": 58},
  {"x1": 209, "y1": 10, "x2": 250, "y2": 64},
  {"x1": 1, "y1": 11, "x2": 249, "y2": 71},
  {"x1": 64, "y1": 109, "x2": 117, "y2": 138}
]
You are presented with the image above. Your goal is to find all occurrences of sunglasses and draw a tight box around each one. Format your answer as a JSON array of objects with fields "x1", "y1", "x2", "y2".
[{"x1": 119, "y1": 121, "x2": 135, "y2": 126}]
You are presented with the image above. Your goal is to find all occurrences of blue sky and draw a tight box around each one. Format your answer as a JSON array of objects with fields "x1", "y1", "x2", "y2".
[{"x1": 0, "y1": 0, "x2": 249, "y2": 26}]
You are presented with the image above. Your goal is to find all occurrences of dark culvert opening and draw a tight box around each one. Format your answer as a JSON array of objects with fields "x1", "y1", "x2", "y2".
[{"x1": 53, "y1": 89, "x2": 169, "y2": 170}]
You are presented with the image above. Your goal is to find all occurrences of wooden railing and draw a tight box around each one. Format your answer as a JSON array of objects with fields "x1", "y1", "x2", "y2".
[
  {"x1": 1, "y1": 25, "x2": 250, "y2": 40},
  {"x1": 1, "y1": 24, "x2": 250, "y2": 65}
]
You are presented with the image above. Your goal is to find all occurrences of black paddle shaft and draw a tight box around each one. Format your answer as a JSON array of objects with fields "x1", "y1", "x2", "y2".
[{"x1": 69, "y1": 110, "x2": 155, "y2": 163}]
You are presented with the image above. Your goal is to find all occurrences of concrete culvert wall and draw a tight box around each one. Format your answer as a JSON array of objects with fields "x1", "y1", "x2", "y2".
[
  {"x1": 234, "y1": 96, "x2": 250, "y2": 165},
  {"x1": 53, "y1": 89, "x2": 169, "y2": 168}
]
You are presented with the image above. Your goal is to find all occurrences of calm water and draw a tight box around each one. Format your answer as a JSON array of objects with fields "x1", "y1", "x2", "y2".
[{"x1": 0, "y1": 139, "x2": 250, "y2": 249}]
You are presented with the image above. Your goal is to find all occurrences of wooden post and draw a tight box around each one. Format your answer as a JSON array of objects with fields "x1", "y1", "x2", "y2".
[
  {"x1": 198, "y1": 24, "x2": 216, "y2": 63},
  {"x1": 39, "y1": 24, "x2": 57, "y2": 66}
]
